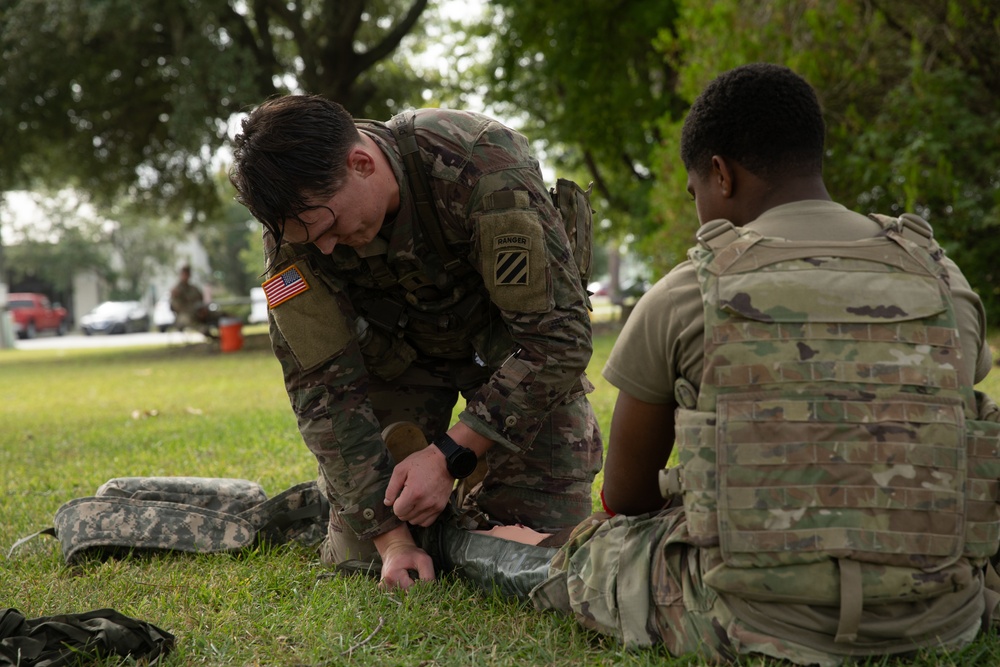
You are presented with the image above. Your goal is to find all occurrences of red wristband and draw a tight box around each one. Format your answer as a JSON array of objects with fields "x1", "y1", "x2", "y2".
[{"x1": 599, "y1": 488, "x2": 616, "y2": 517}]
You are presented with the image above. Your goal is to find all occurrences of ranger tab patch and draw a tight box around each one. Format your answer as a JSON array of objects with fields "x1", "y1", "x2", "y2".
[
  {"x1": 263, "y1": 266, "x2": 310, "y2": 307},
  {"x1": 494, "y1": 234, "x2": 531, "y2": 286}
]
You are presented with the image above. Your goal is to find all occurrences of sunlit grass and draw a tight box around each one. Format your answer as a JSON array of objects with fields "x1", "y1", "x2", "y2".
[{"x1": 2, "y1": 330, "x2": 1000, "y2": 665}]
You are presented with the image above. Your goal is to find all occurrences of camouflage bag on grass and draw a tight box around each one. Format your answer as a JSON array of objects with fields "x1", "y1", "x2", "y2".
[{"x1": 12, "y1": 477, "x2": 328, "y2": 564}]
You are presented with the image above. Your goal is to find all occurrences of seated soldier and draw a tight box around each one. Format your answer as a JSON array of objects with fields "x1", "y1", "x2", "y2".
[
  {"x1": 414, "y1": 63, "x2": 1000, "y2": 665},
  {"x1": 169, "y1": 265, "x2": 220, "y2": 339}
]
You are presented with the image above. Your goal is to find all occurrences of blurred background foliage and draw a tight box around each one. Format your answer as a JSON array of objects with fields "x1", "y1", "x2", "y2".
[{"x1": 1, "y1": 0, "x2": 998, "y2": 319}]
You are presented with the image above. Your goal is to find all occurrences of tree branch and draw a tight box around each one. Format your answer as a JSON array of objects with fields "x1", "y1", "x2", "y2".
[
  {"x1": 354, "y1": 0, "x2": 429, "y2": 74},
  {"x1": 219, "y1": 0, "x2": 278, "y2": 99}
]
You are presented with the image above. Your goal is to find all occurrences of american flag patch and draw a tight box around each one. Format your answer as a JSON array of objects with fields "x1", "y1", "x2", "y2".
[{"x1": 262, "y1": 266, "x2": 310, "y2": 307}]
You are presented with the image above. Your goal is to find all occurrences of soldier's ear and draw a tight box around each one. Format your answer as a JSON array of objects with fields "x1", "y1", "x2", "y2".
[
  {"x1": 346, "y1": 146, "x2": 376, "y2": 178},
  {"x1": 710, "y1": 155, "x2": 735, "y2": 198}
]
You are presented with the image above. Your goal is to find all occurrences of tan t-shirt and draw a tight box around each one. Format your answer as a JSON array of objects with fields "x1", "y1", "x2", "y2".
[{"x1": 603, "y1": 200, "x2": 992, "y2": 403}]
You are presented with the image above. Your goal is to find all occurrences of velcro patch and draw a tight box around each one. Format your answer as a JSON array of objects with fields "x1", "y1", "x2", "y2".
[
  {"x1": 479, "y1": 210, "x2": 550, "y2": 313},
  {"x1": 263, "y1": 266, "x2": 310, "y2": 307}
]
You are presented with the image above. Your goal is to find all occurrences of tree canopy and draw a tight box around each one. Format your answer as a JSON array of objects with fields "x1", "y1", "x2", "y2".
[
  {"x1": 3, "y1": 0, "x2": 999, "y2": 322},
  {"x1": 650, "y1": 0, "x2": 1000, "y2": 318},
  {"x1": 0, "y1": 0, "x2": 438, "y2": 214}
]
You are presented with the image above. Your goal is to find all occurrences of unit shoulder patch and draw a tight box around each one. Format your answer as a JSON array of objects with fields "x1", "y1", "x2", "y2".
[
  {"x1": 494, "y1": 233, "x2": 531, "y2": 286},
  {"x1": 479, "y1": 210, "x2": 550, "y2": 313}
]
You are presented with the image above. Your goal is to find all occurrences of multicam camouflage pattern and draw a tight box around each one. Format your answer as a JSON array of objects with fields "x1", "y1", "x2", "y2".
[
  {"x1": 267, "y1": 108, "x2": 599, "y2": 541},
  {"x1": 462, "y1": 392, "x2": 601, "y2": 531},
  {"x1": 361, "y1": 362, "x2": 600, "y2": 532},
  {"x1": 46, "y1": 477, "x2": 327, "y2": 563},
  {"x1": 532, "y1": 509, "x2": 741, "y2": 661},
  {"x1": 534, "y1": 502, "x2": 985, "y2": 665},
  {"x1": 319, "y1": 371, "x2": 602, "y2": 564},
  {"x1": 532, "y1": 215, "x2": 997, "y2": 665},
  {"x1": 662, "y1": 216, "x2": 998, "y2": 653},
  {"x1": 675, "y1": 218, "x2": 1000, "y2": 571}
]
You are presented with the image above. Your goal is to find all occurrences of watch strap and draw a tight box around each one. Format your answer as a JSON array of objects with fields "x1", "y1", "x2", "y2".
[{"x1": 434, "y1": 433, "x2": 462, "y2": 459}]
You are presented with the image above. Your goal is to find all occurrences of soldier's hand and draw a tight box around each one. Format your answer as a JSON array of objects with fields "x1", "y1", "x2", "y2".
[
  {"x1": 373, "y1": 525, "x2": 435, "y2": 591},
  {"x1": 385, "y1": 446, "x2": 454, "y2": 527}
]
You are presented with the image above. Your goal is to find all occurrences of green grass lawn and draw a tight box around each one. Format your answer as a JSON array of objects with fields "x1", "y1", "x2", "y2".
[{"x1": 2, "y1": 328, "x2": 999, "y2": 666}]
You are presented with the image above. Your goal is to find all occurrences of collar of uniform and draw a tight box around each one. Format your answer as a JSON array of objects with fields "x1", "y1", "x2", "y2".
[
  {"x1": 746, "y1": 199, "x2": 879, "y2": 241},
  {"x1": 355, "y1": 235, "x2": 389, "y2": 258},
  {"x1": 358, "y1": 127, "x2": 418, "y2": 262}
]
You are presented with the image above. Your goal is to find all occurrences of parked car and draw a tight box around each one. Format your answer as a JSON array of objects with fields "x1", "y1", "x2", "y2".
[
  {"x1": 8, "y1": 292, "x2": 69, "y2": 339},
  {"x1": 153, "y1": 297, "x2": 176, "y2": 332},
  {"x1": 247, "y1": 287, "x2": 269, "y2": 324},
  {"x1": 79, "y1": 301, "x2": 150, "y2": 335}
]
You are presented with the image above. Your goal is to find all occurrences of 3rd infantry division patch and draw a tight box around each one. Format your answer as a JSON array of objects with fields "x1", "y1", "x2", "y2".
[
  {"x1": 496, "y1": 249, "x2": 529, "y2": 285},
  {"x1": 494, "y1": 233, "x2": 531, "y2": 286}
]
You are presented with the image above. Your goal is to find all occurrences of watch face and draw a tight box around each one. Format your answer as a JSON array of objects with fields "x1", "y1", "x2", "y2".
[{"x1": 449, "y1": 449, "x2": 478, "y2": 479}]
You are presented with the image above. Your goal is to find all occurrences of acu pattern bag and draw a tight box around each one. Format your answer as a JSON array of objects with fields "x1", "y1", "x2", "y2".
[{"x1": 13, "y1": 477, "x2": 329, "y2": 563}]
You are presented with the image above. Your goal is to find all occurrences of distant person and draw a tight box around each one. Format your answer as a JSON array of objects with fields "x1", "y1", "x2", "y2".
[
  {"x1": 420, "y1": 63, "x2": 1000, "y2": 665},
  {"x1": 169, "y1": 265, "x2": 217, "y2": 338}
]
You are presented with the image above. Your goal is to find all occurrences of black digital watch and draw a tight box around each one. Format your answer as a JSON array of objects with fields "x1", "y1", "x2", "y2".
[{"x1": 433, "y1": 433, "x2": 478, "y2": 479}]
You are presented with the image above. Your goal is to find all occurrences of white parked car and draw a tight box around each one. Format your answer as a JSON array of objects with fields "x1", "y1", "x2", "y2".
[
  {"x1": 80, "y1": 301, "x2": 150, "y2": 335},
  {"x1": 153, "y1": 298, "x2": 176, "y2": 332},
  {"x1": 248, "y1": 287, "x2": 269, "y2": 324}
]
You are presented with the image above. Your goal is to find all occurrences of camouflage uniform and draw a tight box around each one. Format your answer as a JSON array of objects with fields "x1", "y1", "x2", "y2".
[
  {"x1": 265, "y1": 109, "x2": 602, "y2": 556},
  {"x1": 532, "y1": 201, "x2": 997, "y2": 665},
  {"x1": 169, "y1": 280, "x2": 206, "y2": 330}
]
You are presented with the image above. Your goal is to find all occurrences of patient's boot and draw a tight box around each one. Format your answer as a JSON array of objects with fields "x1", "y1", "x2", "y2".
[
  {"x1": 419, "y1": 519, "x2": 558, "y2": 601},
  {"x1": 382, "y1": 421, "x2": 430, "y2": 460},
  {"x1": 382, "y1": 421, "x2": 556, "y2": 599}
]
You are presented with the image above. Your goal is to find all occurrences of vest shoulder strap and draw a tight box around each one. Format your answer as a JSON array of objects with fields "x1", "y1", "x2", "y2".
[{"x1": 387, "y1": 111, "x2": 461, "y2": 272}]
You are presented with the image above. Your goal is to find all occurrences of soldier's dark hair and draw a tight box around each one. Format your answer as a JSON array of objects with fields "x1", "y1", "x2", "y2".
[
  {"x1": 229, "y1": 95, "x2": 362, "y2": 248},
  {"x1": 680, "y1": 63, "x2": 825, "y2": 181}
]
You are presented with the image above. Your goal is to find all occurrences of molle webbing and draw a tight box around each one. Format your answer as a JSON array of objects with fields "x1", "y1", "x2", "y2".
[
  {"x1": 682, "y1": 224, "x2": 978, "y2": 569},
  {"x1": 671, "y1": 218, "x2": 1000, "y2": 643},
  {"x1": 714, "y1": 392, "x2": 966, "y2": 567}
]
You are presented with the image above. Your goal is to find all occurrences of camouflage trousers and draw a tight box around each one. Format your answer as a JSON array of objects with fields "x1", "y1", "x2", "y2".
[
  {"x1": 530, "y1": 508, "x2": 739, "y2": 662},
  {"x1": 321, "y1": 356, "x2": 602, "y2": 564},
  {"x1": 529, "y1": 508, "x2": 984, "y2": 666}
]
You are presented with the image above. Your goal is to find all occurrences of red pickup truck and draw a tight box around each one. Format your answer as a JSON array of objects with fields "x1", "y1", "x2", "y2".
[{"x1": 8, "y1": 292, "x2": 69, "y2": 339}]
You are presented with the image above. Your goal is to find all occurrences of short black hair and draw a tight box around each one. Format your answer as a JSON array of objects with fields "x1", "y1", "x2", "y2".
[
  {"x1": 680, "y1": 63, "x2": 825, "y2": 181},
  {"x1": 229, "y1": 95, "x2": 362, "y2": 248}
]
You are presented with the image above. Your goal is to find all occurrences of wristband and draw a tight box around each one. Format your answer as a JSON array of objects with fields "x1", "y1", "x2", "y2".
[{"x1": 599, "y1": 488, "x2": 616, "y2": 517}]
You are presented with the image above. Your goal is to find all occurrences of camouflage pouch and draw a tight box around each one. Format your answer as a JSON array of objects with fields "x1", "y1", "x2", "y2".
[
  {"x1": 11, "y1": 477, "x2": 328, "y2": 564},
  {"x1": 550, "y1": 178, "x2": 594, "y2": 307}
]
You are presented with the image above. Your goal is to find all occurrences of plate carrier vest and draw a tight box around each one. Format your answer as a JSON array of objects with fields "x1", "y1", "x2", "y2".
[{"x1": 665, "y1": 213, "x2": 1000, "y2": 642}]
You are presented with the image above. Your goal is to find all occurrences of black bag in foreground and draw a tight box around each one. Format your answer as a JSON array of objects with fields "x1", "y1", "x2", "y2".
[{"x1": 0, "y1": 607, "x2": 174, "y2": 667}]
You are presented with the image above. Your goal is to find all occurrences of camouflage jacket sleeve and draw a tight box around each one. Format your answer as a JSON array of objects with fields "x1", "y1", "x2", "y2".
[
  {"x1": 422, "y1": 112, "x2": 594, "y2": 452},
  {"x1": 267, "y1": 263, "x2": 401, "y2": 542}
]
